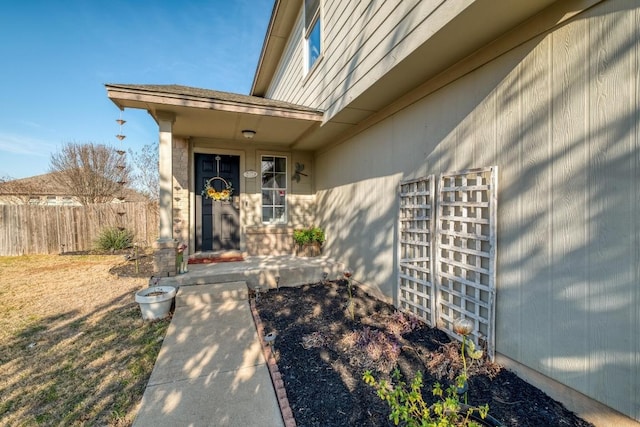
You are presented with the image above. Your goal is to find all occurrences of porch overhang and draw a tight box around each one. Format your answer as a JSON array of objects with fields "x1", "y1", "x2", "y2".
[{"x1": 105, "y1": 84, "x2": 324, "y2": 147}]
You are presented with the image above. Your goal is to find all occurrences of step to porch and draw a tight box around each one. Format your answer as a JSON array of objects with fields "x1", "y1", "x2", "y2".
[{"x1": 156, "y1": 255, "x2": 346, "y2": 294}]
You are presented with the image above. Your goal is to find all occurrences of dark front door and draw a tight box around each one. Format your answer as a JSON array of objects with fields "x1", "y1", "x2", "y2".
[{"x1": 195, "y1": 153, "x2": 240, "y2": 251}]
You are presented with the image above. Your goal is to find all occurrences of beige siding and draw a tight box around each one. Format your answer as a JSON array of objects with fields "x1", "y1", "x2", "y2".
[
  {"x1": 314, "y1": 1, "x2": 640, "y2": 421},
  {"x1": 266, "y1": 0, "x2": 472, "y2": 118}
]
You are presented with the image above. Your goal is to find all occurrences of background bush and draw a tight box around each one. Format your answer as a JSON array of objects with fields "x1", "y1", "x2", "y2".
[{"x1": 95, "y1": 227, "x2": 134, "y2": 251}]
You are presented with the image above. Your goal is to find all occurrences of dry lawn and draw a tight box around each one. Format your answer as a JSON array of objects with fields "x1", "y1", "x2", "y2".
[{"x1": 0, "y1": 254, "x2": 169, "y2": 426}]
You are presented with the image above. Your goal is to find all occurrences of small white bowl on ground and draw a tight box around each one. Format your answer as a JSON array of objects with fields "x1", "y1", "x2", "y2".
[{"x1": 135, "y1": 286, "x2": 177, "y2": 320}]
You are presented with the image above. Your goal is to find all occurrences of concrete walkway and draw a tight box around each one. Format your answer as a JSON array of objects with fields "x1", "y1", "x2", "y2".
[{"x1": 133, "y1": 281, "x2": 285, "y2": 427}]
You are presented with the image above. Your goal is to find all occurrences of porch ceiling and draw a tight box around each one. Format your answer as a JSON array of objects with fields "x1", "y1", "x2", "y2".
[{"x1": 105, "y1": 84, "x2": 324, "y2": 146}]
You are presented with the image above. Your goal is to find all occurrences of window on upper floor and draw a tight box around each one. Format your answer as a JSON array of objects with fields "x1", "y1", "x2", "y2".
[
  {"x1": 261, "y1": 155, "x2": 287, "y2": 224},
  {"x1": 304, "y1": 0, "x2": 321, "y2": 73}
]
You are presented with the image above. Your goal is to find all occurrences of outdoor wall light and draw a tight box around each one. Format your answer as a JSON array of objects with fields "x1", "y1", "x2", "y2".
[{"x1": 242, "y1": 129, "x2": 256, "y2": 139}]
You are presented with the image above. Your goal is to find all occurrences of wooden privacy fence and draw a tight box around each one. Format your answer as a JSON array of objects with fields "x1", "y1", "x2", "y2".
[{"x1": 0, "y1": 202, "x2": 158, "y2": 256}]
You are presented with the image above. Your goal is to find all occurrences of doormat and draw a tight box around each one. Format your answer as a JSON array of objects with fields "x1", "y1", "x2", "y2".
[{"x1": 188, "y1": 252, "x2": 244, "y2": 264}]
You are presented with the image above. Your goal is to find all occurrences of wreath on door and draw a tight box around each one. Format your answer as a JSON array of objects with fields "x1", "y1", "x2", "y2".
[
  {"x1": 201, "y1": 155, "x2": 234, "y2": 201},
  {"x1": 202, "y1": 177, "x2": 233, "y2": 201}
]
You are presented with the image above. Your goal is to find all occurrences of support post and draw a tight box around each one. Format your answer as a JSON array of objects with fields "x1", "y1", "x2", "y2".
[{"x1": 153, "y1": 111, "x2": 177, "y2": 276}]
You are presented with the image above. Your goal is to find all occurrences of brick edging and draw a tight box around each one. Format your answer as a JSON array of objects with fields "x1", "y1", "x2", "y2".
[{"x1": 249, "y1": 299, "x2": 297, "y2": 427}]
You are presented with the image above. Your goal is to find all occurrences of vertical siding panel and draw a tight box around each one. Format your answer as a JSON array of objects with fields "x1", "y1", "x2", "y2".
[
  {"x1": 634, "y1": 3, "x2": 640, "y2": 420},
  {"x1": 424, "y1": 86, "x2": 456, "y2": 174},
  {"x1": 587, "y1": 2, "x2": 634, "y2": 412},
  {"x1": 634, "y1": 5, "x2": 640, "y2": 420},
  {"x1": 549, "y1": 14, "x2": 589, "y2": 391},
  {"x1": 495, "y1": 53, "x2": 523, "y2": 361},
  {"x1": 474, "y1": 87, "x2": 496, "y2": 169},
  {"x1": 452, "y1": 85, "x2": 465, "y2": 171},
  {"x1": 517, "y1": 35, "x2": 552, "y2": 372}
]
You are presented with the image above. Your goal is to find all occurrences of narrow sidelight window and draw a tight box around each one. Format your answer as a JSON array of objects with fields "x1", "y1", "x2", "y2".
[{"x1": 261, "y1": 155, "x2": 287, "y2": 224}]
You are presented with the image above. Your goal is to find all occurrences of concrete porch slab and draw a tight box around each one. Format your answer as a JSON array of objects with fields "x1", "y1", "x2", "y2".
[{"x1": 156, "y1": 255, "x2": 346, "y2": 291}]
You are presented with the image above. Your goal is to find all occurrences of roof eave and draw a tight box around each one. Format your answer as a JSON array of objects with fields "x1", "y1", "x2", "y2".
[
  {"x1": 250, "y1": 0, "x2": 300, "y2": 97},
  {"x1": 105, "y1": 84, "x2": 323, "y2": 122}
]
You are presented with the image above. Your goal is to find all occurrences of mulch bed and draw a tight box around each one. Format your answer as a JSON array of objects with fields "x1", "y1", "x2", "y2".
[
  {"x1": 254, "y1": 281, "x2": 594, "y2": 427},
  {"x1": 107, "y1": 251, "x2": 155, "y2": 278},
  {"x1": 60, "y1": 248, "x2": 155, "y2": 279}
]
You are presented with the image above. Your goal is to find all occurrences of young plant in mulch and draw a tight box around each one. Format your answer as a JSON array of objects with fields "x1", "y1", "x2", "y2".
[
  {"x1": 363, "y1": 317, "x2": 502, "y2": 426},
  {"x1": 363, "y1": 368, "x2": 493, "y2": 427},
  {"x1": 343, "y1": 269, "x2": 355, "y2": 320},
  {"x1": 301, "y1": 310, "x2": 422, "y2": 374}
]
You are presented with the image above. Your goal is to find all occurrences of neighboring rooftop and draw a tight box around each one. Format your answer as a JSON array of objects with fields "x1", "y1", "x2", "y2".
[{"x1": 0, "y1": 172, "x2": 147, "y2": 203}]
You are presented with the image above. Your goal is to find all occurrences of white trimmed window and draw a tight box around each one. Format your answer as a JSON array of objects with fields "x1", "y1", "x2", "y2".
[
  {"x1": 304, "y1": 0, "x2": 321, "y2": 72},
  {"x1": 261, "y1": 155, "x2": 287, "y2": 224}
]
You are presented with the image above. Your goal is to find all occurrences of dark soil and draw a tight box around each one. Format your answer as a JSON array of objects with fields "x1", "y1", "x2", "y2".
[
  {"x1": 254, "y1": 281, "x2": 594, "y2": 427},
  {"x1": 107, "y1": 251, "x2": 154, "y2": 278},
  {"x1": 60, "y1": 247, "x2": 155, "y2": 278}
]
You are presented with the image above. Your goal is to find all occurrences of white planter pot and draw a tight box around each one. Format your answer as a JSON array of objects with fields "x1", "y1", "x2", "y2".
[{"x1": 135, "y1": 286, "x2": 177, "y2": 320}]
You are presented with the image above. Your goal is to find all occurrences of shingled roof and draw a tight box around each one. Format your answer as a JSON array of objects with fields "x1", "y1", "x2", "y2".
[{"x1": 105, "y1": 84, "x2": 323, "y2": 115}]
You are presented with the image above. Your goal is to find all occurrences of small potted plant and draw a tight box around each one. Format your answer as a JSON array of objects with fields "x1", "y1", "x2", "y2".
[
  {"x1": 176, "y1": 242, "x2": 188, "y2": 274},
  {"x1": 293, "y1": 226, "x2": 325, "y2": 257}
]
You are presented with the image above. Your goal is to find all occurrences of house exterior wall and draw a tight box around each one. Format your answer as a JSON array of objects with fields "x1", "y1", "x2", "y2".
[
  {"x1": 172, "y1": 137, "x2": 190, "y2": 247},
  {"x1": 314, "y1": 0, "x2": 639, "y2": 422},
  {"x1": 265, "y1": 0, "x2": 473, "y2": 118},
  {"x1": 184, "y1": 138, "x2": 316, "y2": 255}
]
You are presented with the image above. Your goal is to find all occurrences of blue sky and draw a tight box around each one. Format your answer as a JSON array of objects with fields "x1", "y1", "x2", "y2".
[{"x1": 0, "y1": 0, "x2": 274, "y2": 179}]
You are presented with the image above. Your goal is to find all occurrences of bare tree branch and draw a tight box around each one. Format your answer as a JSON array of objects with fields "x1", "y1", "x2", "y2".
[
  {"x1": 49, "y1": 142, "x2": 131, "y2": 205},
  {"x1": 128, "y1": 142, "x2": 159, "y2": 202}
]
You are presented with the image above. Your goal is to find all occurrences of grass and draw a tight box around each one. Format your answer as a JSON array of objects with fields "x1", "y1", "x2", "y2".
[{"x1": 0, "y1": 254, "x2": 170, "y2": 426}]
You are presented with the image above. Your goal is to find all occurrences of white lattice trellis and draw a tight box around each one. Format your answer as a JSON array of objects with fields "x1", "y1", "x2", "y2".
[
  {"x1": 436, "y1": 167, "x2": 497, "y2": 359},
  {"x1": 398, "y1": 167, "x2": 498, "y2": 359},
  {"x1": 398, "y1": 176, "x2": 436, "y2": 326}
]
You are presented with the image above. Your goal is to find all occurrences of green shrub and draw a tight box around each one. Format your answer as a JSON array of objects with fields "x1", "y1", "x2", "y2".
[
  {"x1": 95, "y1": 227, "x2": 134, "y2": 251},
  {"x1": 293, "y1": 226, "x2": 325, "y2": 246},
  {"x1": 363, "y1": 369, "x2": 490, "y2": 427}
]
